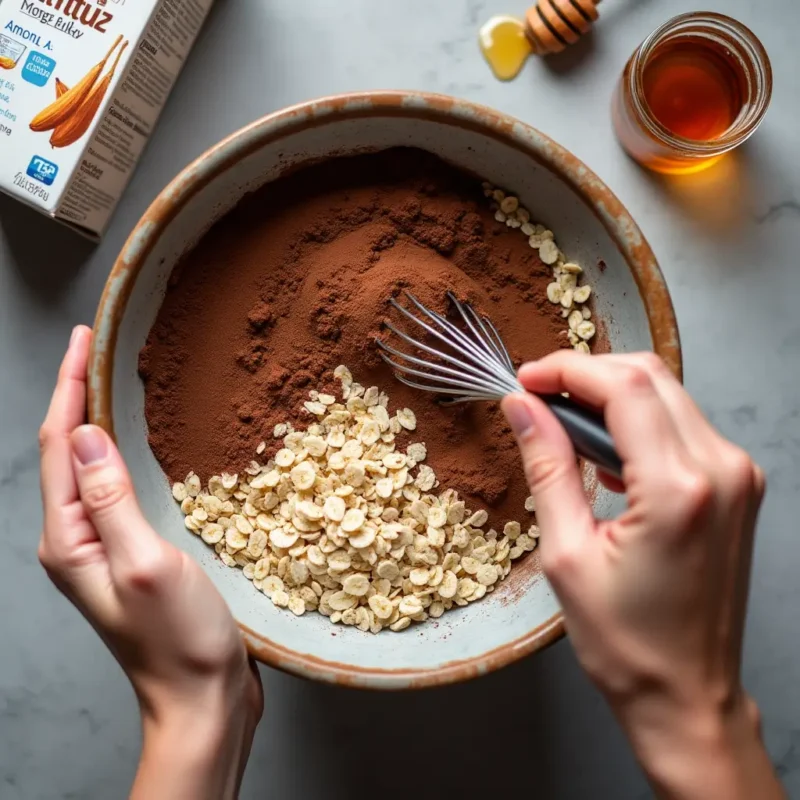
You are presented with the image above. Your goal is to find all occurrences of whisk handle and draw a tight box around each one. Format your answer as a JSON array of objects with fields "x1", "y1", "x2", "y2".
[{"x1": 541, "y1": 394, "x2": 623, "y2": 480}]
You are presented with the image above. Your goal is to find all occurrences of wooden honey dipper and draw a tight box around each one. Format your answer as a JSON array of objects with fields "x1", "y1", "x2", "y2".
[
  {"x1": 525, "y1": 0, "x2": 601, "y2": 54},
  {"x1": 479, "y1": 1, "x2": 601, "y2": 79}
]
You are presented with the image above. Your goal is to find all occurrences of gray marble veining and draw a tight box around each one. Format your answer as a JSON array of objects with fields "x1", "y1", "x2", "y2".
[{"x1": 1, "y1": 0, "x2": 799, "y2": 797}]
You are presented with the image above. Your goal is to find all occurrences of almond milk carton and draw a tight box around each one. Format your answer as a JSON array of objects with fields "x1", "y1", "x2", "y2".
[{"x1": 0, "y1": 0, "x2": 213, "y2": 238}]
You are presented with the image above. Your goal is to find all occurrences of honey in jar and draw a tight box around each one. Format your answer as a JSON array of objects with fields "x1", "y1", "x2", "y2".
[{"x1": 613, "y1": 13, "x2": 772, "y2": 174}]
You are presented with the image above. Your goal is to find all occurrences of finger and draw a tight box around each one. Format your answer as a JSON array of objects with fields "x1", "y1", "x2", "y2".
[
  {"x1": 40, "y1": 326, "x2": 92, "y2": 531},
  {"x1": 37, "y1": 494, "x2": 119, "y2": 625},
  {"x1": 602, "y1": 353, "x2": 715, "y2": 449},
  {"x1": 501, "y1": 393, "x2": 594, "y2": 558},
  {"x1": 518, "y1": 351, "x2": 669, "y2": 410},
  {"x1": 518, "y1": 352, "x2": 685, "y2": 475},
  {"x1": 71, "y1": 425, "x2": 162, "y2": 570},
  {"x1": 39, "y1": 528, "x2": 118, "y2": 623},
  {"x1": 606, "y1": 355, "x2": 759, "y2": 514}
]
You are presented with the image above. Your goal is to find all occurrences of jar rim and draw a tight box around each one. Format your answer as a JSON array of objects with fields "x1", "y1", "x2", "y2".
[{"x1": 627, "y1": 12, "x2": 773, "y2": 157}]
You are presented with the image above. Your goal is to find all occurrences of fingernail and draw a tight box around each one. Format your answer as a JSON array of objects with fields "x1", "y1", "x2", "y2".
[
  {"x1": 502, "y1": 394, "x2": 536, "y2": 437},
  {"x1": 69, "y1": 326, "x2": 82, "y2": 347},
  {"x1": 72, "y1": 425, "x2": 108, "y2": 465}
]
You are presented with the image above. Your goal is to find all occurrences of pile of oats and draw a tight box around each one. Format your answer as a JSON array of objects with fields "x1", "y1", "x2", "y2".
[
  {"x1": 173, "y1": 366, "x2": 538, "y2": 634},
  {"x1": 482, "y1": 182, "x2": 596, "y2": 352}
]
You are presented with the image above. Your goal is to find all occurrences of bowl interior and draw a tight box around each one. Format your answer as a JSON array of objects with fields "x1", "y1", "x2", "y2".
[{"x1": 106, "y1": 102, "x2": 659, "y2": 687}]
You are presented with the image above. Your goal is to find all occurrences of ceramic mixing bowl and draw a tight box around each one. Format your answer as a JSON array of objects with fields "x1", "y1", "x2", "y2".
[{"x1": 89, "y1": 91, "x2": 681, "y2": 689}]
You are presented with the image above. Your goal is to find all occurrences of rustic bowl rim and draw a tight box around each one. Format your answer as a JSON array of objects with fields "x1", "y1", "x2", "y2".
[{"x1": 88, "y1": 90, "x2": 682, "y2": 690}]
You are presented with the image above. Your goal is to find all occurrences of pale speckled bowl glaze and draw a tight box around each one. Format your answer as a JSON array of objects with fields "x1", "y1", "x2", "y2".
[{"x1": 89, "y1": 91, "x2": 681, "y2": 690}]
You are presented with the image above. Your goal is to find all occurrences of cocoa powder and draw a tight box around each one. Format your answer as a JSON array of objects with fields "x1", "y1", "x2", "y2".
[{"x1": 139, "y1": 148, "x2": 572, "y2": 528}]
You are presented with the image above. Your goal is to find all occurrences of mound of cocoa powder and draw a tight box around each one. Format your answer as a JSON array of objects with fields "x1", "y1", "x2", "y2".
[{"x1": 138, "y1": 148, "x2": 572, "y2": 528}]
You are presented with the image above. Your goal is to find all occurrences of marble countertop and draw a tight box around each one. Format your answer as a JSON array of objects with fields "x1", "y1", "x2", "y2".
[{"x1": 1, "y1": 1, "x2": 798, "y2": 797}]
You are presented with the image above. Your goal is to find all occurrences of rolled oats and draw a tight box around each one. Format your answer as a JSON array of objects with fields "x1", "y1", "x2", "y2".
[
  {"x1": 185, "y1": 472, "x2": 201, "y2": 497},
  {"x1": 539, "y1": 239, "x2": 560, "y2": 265},
  {"x1": 397, "y1": 408, "x2": 417, "y2": 431},
  {"x1": 573, "y1": 285, "x2": 592, "y2": 304},
  {"x1": 576, "y1": 320, "x2": 596, "y2": 341},
  {"x1": 390, "y1": 617, "x2": 411, "y2": 632},
  {"x1": 341, "y1": 508, "x2": 365, "y2": 533},
  {"x1": 480, "y1": 183, "x2": 597, "y2": 361},
  {"x1": 499, "y1": 195, "x2": 519, "y2": 214},
  {"x1": 546, "y1": 282, "x2": 563, "y2": 304}
]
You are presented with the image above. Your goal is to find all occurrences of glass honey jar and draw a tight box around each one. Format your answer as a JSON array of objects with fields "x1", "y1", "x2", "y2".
[{"x1": 612, "y1": 12, "x2": 772, "y2": 174}]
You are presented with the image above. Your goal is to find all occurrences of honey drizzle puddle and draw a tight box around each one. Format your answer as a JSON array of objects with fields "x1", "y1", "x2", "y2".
[{"x1": 478, "y1": 15, "x2": 533, "y2": 81}]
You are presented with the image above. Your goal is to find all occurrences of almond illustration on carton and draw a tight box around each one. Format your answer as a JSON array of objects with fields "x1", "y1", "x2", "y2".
[
  {"x1": 29, "y1": 34, "x2": 123, "y2": 134},
  {"x1": 50, "y1": 38, "x2": 128, "y2": 148}
]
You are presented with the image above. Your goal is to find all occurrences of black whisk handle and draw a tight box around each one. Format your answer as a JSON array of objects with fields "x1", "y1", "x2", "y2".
[{"x1": 540, "y1": 394, "x2": 623, "y2": 480}]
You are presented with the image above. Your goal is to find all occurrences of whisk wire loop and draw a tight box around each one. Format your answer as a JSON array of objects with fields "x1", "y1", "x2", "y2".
[
  {"x1": 377, "y1": 293, "x2": 523, "y2": 401},
  {"x1": 393, "y1": 295, "x2": 509, "y2": 386},
  {"x1": 446, "y1": 292, "x2": 515, "y2": 377},
  {"x1": 401, "y1": 293, "x2": 521, "y2": 394},
  {"x1": 455, "y1": 295, "x2": 516, "y2": 373},
  {"x1": 377, "y1": 336, "x2": 513, "y2": 398},
  {"x1": 380, "y1": 317, "x2": 513, "y2": 397}
]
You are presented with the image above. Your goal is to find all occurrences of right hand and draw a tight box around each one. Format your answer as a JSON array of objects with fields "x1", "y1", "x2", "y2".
[{"x1": 502, "y1": 351, "x2": 782, "y2": 799}]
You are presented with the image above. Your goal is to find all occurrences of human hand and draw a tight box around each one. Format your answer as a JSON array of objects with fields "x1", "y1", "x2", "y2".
[
  {"x1": 38, "y1": 327, "x2": 262, "y2": 800},
  {"x1": 502, "y1": 352, "x2": 782, "y2": 800}
]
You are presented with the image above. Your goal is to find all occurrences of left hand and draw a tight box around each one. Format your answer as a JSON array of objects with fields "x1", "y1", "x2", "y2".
[{"x1": 38, "y1": 326, "x2": 263, "y2": 799}]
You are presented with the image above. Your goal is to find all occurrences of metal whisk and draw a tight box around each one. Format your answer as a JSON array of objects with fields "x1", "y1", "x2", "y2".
[{"x1": 376, "y1": 291, "x2": 622, "y2": 479}]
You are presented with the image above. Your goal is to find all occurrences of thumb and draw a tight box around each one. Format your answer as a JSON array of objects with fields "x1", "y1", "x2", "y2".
[
  {"x1": 502, "y1": 393, "x2": 594, "y2": 557},
  {"x1": 71, "y1": 425, "x2": 162, "y2": 568}
]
